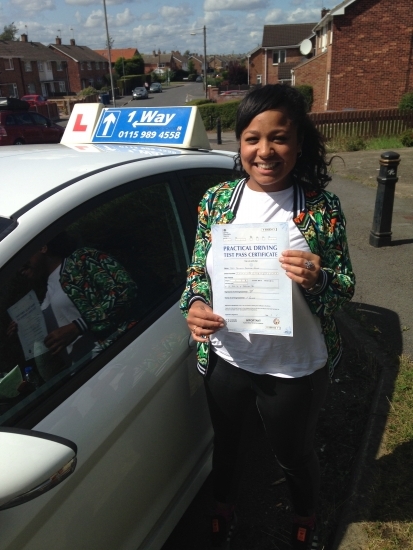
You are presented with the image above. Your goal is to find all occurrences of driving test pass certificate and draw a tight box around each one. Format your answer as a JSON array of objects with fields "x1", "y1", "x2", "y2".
[{"x1": 212, "y1": 223, "x2": 293, "y2": 336}]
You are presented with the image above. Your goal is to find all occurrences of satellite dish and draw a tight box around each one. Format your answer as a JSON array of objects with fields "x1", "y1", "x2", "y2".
[{"x1": 300, "y1": 39, "x2": 312, "y2": 56}]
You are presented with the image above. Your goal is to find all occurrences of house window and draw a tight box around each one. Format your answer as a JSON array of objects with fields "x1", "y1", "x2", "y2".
[
  {"x1": 96, "y1": 61, "x2": 100, "y2": 70},
  {"x1": 47, "y1": 61, "x2": 52, "y2": 71},
  {"x1": 57, "y1": 61, "x2": 63, "y2": 71},
  {"x1": 87, "y1": 62, "x2": 92, "y2": 70},
  {"x1": 59, "y1": 81, "x2": 66, "y2": 92},
  {"x1": 158, "y1": 63, "x2": 165, "y2": 68},
  {"x1": 5, "y1": 58, "x2": 14, "y2": 70},
  {"x1": 38, "y1": 61, "x2": 44, "y2": 72},
  {"x1": 272, "y1": 50, "x2": 286, "y2": 64},
  {"x1": 27, "y1": 83, "x2": 36, "y2": 94},
  {"x1": 8, "y1": 83, "x2": 18, "y2": 97},
  {"x1": 80, "y1": 62, "x2": 85, "y2": 71},
  {"x1": 257, "y1": 74, "x2": 262, "y2": 85},
  {"x1": 24, "y1": 61, "x2": 32, "y2": 72}
]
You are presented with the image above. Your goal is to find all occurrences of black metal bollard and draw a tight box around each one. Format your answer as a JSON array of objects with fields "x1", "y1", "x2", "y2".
[
  {"x1": 369, "y1": 151, "x2": 400, "y2": 247},
  {"x1": 216, "y1": 117, "x2": 222, "y2": 145}
]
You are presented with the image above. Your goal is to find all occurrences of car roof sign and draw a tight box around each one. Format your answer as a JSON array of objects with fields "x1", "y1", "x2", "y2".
[
  {"x1": 61, "y1": 103, "x2": 104, "y2": 145},
  {"x1": 62, "y1": 105, "x2": 211, "y2": 150}
]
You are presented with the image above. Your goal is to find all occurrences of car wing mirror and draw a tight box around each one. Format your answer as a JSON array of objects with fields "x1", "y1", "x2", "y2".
[{"x1": 0, "y1": 427, "x2": 77, "y2": 510}]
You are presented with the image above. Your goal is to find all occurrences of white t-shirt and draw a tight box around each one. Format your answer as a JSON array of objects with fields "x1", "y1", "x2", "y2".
[{"x1": 206, "y1": 184, "x2": 327, "y2": 378}]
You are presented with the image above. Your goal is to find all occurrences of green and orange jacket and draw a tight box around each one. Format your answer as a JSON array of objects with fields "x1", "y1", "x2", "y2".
[
  {"x1": 60, "y1": 247, "x2": 138, "y2": 349},
  {"x1": 180, "y1": 178, "x2": 355, "y2": 377}
]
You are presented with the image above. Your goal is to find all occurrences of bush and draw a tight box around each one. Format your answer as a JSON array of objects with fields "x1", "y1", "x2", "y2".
[
  {"x1": 77, "y1": 86, "x2": 98, "y2": 97},
  {"x1": 343, "y1": 135, "x2": 367, "y2": 151},
  {"x1": 197, "y1": 100, "x2": 241, "y2": 130},
  {"x1": 398, "y1": 92, "x2": 413, "y2": 111},
  {"x1": 400, "y1": 129, "x2": 413, "y2": 147},
  {"x1": 188, "y1": 99, "x2": 215, "y2": 106},
  {"x1": 295, "y1": 84, "x2": 313, "y2": 112}
]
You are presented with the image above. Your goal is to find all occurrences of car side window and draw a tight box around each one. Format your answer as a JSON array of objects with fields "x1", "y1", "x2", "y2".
[
  {"x1": 5, "y1": 115, "x2": 16, "y2": 125},
  {"x1": 31, "y1": 113, "x2": 48, "y2": 126},
  {"x1": 14, "y1": 113, "x2": 33, "y2": 126},
  {"x1": 0, "y1": 178, "x2": 188, "y2": 426}
]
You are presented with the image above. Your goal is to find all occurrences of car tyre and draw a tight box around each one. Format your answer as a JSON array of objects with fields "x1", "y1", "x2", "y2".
[{"x1": 14, "y1": 139, "x2": 25, "y2": 145}]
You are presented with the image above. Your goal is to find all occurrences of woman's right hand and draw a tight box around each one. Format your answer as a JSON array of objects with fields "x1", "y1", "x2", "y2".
[{"x1": 187, "y1": 301, "x2": 225, "y2": 342}]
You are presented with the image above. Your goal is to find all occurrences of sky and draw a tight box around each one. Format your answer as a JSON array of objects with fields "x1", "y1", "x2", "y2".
[{"x1": 0, "y1": 0, "x2": 339, "y2": 55}]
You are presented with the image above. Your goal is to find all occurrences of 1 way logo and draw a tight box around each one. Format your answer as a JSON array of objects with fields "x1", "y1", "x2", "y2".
[{"x1": 91, "y1": 107, "x2": 193, "y2": 146}]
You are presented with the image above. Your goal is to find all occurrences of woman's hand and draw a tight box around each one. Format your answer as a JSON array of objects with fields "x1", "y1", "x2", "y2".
[
  {"x1": 279, "y1": 250, "x2": 321, "y2": 290},
  {"x1": 187, "y1": 301, "x2": 225, "y2": 342},
  {"x1": 44, "y1": 323, "x2": 81, "y2": 355}
]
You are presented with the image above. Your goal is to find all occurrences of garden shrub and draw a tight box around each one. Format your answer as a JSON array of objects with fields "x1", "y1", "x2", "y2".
[
  {"x1": 400, "y1": 129, "x2": 413, "y2": 147},
  {"x1": 197, "y1": 100, "x2": 241, "y2": 130},
  {"x1": 398, "y1": 92, "x2": 413, "y2": 111},
  {"x1": 343, "y1": 136, "x2": 366, "y2": 151}
]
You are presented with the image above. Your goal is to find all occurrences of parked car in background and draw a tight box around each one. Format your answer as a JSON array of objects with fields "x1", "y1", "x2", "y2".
[
  {"x1": 132, "y1": 87, "x2": 149, "y2": 100},
  {"x1": 0, "y1": 110, "x2": 64, "y2": 145},
  {"x1": 21, "y1": 95, "x2": 48, "y2": 106},
  {"x1": 195, "y1": 76, "x2": 203, "y2": 82},
  {"x1": 149, "y1": 82, "x2": 162, "y2": 93}
]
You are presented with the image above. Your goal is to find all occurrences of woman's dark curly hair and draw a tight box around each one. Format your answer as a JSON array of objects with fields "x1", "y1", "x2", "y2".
[{"x1": 234, "y1": 84, "x2": 332, "y2": 191}]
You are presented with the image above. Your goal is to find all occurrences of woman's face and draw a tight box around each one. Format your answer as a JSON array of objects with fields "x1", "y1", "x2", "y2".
[{"x1": 240, "y1": 108, "x2": 301, "y2": 192}]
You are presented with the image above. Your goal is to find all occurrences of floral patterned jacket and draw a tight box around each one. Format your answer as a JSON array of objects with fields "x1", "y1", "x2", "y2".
[
  {"x1": 180, "y1": 178, "x2": 355, "y2": 377},
  {"x1": 60, "y1": 247, "x2": 138, "y2": 349}
]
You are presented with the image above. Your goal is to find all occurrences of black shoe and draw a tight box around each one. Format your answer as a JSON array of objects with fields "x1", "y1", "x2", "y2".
[
  {"x1": 290, "y1": 522, "x2": 319, "y2": 549},
  {"x1": 208, "y1": 512, "x2": 238, "y2": 549}
]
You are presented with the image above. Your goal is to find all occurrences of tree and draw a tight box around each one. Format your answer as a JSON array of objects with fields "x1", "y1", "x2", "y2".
[
  {"x1": 188, "y1": 59, "x2": 196, "y2": 75},
  {"x1": 114, "y1": 55, "x2": 144, "y2": 76},
  {"x1": 227, "y1": 61, "x2": 247, "y2": 85},
  {"x1": 0, "y1": 22, "x2": 18, "y2": 41},
  {"x1": 105, "y1": 35, "x2": 114, "y2": 49}
]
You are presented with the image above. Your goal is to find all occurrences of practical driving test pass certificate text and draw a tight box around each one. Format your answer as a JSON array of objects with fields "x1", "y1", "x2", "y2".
[{"x1": 212, "y1": 223, "x2": 293, "y2": 336}]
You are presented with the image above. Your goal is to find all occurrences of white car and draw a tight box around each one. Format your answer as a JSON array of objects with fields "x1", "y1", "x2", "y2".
[{"x1": 0, "y1": 106, "x2": 236, "y2": 550}]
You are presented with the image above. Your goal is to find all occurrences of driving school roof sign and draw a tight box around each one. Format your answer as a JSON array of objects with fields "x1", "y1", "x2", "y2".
[{"x1": 61, "y1": 104, "x2": 211, "y2": 150}]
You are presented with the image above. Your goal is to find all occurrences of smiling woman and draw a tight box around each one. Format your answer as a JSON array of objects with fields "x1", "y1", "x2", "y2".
[{"x1": 181, "y1": 84, "x2": 355, "y2": 549}]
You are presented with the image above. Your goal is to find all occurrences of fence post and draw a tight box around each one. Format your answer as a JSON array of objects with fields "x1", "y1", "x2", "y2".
[
  {"x1": 369, "y1": 151, "x2": 400, "y2": 247},
  {"x1": 216, "y1": 116, "x2": 222, "y2": 145}
]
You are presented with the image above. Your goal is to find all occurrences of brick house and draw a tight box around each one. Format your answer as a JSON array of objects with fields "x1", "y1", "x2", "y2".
[
  {"x1": 171, "y1": 51, "x2": 189, "y2": 72},
  {"x1": 142, "y1": 51, "x2": 175, "y2": 77},
  {"x1": 49, "y1": 38, "x2": 109, "y2": 93},
  {"x1": 0, "y1": 34, "x2": 69, "y2": 98},
  {"x1": 293, "y1": 0, "x2": 413, "y2": 111},
  {"x1": 246, "y1": 23, "x2": 316, "y2": 86}
]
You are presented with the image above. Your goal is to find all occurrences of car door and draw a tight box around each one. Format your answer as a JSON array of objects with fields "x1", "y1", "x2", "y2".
[
  {"x1": 10, "y1": 112, "x2": 41, "y2": 144},
  {"x1": 0, "y1": 167, "x2": 212, "y2": 550},
  {"x1": 31, "y1": 112, "x2": 60, "y2": 143}
]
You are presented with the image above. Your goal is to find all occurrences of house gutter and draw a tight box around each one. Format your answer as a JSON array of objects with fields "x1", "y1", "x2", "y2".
[{"x1": 265, "y1": 48, "x2": 268, "y2": 84}]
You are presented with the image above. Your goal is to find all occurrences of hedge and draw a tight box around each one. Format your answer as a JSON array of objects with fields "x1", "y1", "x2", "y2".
[{"x1": 196, "y1": 100, "x2": 241, "y2": 130}]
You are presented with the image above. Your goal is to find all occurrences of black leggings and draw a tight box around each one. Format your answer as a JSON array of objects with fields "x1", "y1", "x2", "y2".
[{"x1": 204, "y1": 354, "x2": 329, "y2": 517}]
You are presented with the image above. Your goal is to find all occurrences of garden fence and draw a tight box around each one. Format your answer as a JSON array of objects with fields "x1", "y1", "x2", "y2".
[{"x1": 309, "y1": 109, "x2": 413, "y2": 139}]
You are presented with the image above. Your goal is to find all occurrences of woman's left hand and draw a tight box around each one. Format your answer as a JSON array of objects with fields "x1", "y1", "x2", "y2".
[{"x1": 279, "y1": 250, "x2": 321, "y2": 290}]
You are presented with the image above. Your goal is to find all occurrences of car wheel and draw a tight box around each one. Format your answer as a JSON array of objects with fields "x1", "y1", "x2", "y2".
[{"x1": 14, "y1": 139, "x2": 25, "y2": 145}]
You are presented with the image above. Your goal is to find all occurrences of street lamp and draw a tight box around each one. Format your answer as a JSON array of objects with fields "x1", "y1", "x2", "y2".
[
  {"x1": 190, "y1": 25, "x2": 207, "y2": 99},
  {"x1": 102, "y1": 0, "x2": 116, "y2": 106}
]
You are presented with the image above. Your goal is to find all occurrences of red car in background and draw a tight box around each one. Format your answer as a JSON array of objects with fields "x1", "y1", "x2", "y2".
[
  {"x1": 0, "y1": 110, "x2": 64, "y2": 145},
  {"x1": 21, "y1": 95, "x2": 48, "y2": 106}
]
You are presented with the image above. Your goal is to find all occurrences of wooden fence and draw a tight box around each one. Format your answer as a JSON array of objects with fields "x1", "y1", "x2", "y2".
[{"x1": 309, "y1": 109, "x2": 413, "y2": 139}]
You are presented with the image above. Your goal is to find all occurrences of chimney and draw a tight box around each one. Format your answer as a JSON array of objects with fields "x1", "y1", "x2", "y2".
[
  {"x1": 70, "y1": 38, "x2": 76, "y2": 46},
  {"x1": 321, "y1": 8, "x2": 330, "y2": 18},
  {"x1": 153, "y1": 50, "x2": 156, "y2": 56},
  {"x1": 56, "y1": 36, "x2": 62, "y2": 45},
  {"x1": 158, "y1": 48, "x2": 161, "y2": 55},
  {"x1": 20, "y1": 33, "x2": 28, "y2": 42}
]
